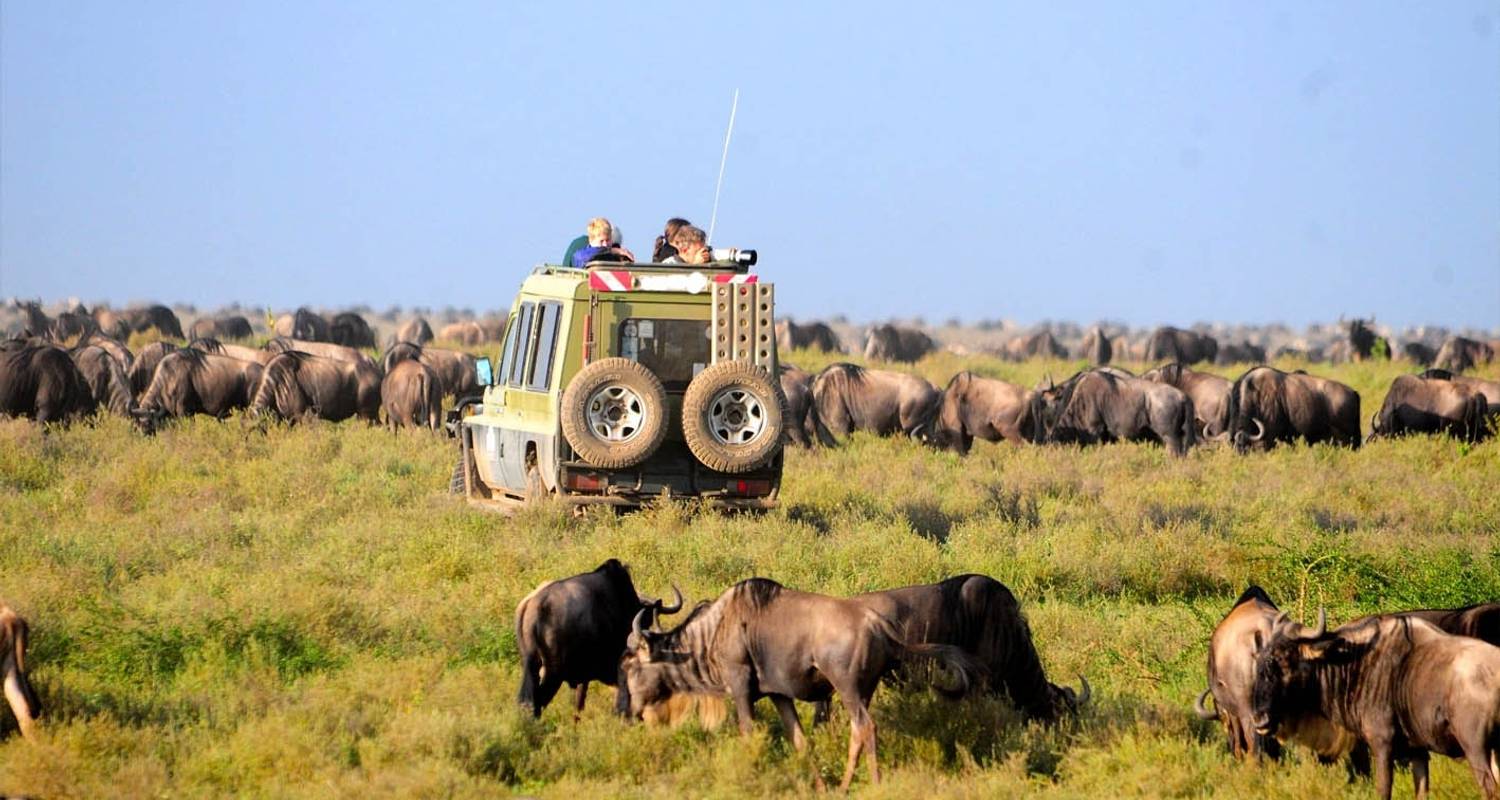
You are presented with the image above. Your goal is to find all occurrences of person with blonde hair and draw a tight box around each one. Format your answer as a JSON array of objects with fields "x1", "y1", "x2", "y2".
[
  {"x1": 569, "y1": 217, "x2": 635, "y2": 266},
  {"x1": 661, "y1": 225, "x2": 710, "y2": 265}
]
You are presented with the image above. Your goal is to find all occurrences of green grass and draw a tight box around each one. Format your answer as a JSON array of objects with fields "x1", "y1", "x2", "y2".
[{"x1": 2, "y1": 353, "x2": 1497, "y2": 798}]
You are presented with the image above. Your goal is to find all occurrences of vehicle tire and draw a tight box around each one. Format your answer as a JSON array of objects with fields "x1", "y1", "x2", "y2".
[
  {"x1": 449, "y1": 458, "x2": 467, "y2": 495},
  {"x1": 682, "y1": 361, "x2": 786, "y2": 473},
  {"x1": 560, "y1": 358, "x2": 669, "y2": 469}
]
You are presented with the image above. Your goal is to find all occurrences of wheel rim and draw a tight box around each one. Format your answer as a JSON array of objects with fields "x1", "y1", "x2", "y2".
[
  {"x1": 707, "y1": 386, "x2": 767, "y2": 446},
  {"x1": 586, "y1": 384, "x2": 646, "y2": 442}
]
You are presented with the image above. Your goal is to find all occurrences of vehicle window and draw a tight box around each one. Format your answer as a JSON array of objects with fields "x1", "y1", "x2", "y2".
[
  {"x1": 526, "y1": 302, "x2": 562, "y2": 391},
  {"x1": 618, "y1": 318, "x2": 710, "y2": 389},
  {"x1": 507, "y1": 302, "x2": 534, "y2": 387},
  {"x1": 498, "y1": 309, "x2": 522, "y2": 386}
]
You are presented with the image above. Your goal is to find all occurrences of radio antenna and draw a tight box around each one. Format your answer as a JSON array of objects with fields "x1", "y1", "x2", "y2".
[{"x1": 707, "y1": 88, "x2": 739, "y2": 244}]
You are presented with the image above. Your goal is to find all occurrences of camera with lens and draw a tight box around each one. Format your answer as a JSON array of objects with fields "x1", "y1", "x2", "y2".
[{"x1": 709, "y1": 247, "x2": 757, "y2": 267}]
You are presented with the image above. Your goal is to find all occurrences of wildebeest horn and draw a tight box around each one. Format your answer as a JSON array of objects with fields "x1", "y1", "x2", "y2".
[
  {"x1": 657, "y1": 585, "x2": 683, "y2": 615},
  {"x1": 631, "y1": 608, "x2": 651, "y2": 644},
  {"x1": 1247, "y1": 418, "x2": 1266, "y2": 442},
  {"x1": 1194, "y1": 688, "x2": 1216, "y2": 720},
  {"x1": 1302, "y1": 607, "x2": 1327, "y2": 639},
  {"x1": 909, "y1": 423, "x2": 925, "y2": 440},
  {"x1": 1076, "y1": 675, "x2": 1091, "y2": 706}
]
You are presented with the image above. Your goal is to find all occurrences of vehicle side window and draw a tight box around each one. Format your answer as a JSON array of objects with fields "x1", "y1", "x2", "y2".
[
  {"x1": 526, "y1": 302, "x2": 562, "y2": 391},
  {"x1": 498, "y1": 310, "x2": 522, "y2": 384},
  {"x1": 507, "y1": 302, "x2": 534, "y2": 387}
]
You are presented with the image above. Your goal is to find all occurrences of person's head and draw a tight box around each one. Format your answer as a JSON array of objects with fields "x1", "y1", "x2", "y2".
[
  {"x1": 587, "y1": 217, "x2": 613, "y2": 247},
  {"x1": 672, "y1": 226, "x2": 709, "y2": 264},
  {"x1": 610, "y1": 223, "x2": 624, "y2": 247},
  {"x1": 653, "y1": 218, "x2": 691, "y2": 261}
]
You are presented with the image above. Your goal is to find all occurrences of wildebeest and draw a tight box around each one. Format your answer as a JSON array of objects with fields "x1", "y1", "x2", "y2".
[
  {"x1": 514, "y1": 559, "x2": 682, "y2": 718},
  {"x1": 250, "y1": 351, "x2": 381, "y2": 423},
  {"x1": 188, "y1": 315, "x2": 254, "y2": 341},
  {"x1": 189, "y1": 337, "x2": 275, "y2": 365},
  {"x1": 91, "y1": 306, "x2": 132, "y2": 341},
  {"x1": 1030, "y1": 368, "x2": 1196, "y2": 456},
  {"x1": 1370, "y1": 373, "x2": 1489, "y2": 443},
  {"x1": 617, "y1": 577, "x2": 980, "y2": 789},
  {"x1": 1145, "y1": 326, "x2": 1218, "y2": 364},
  {"x1": 389, "y1": 317, "x2": 434, "y2": 348},
  {"x1": 122, "y1": 304, "x2": 185, "y2": 339},
  {"x1": 1224, "y1": 366, "x2": 1361, "y2": 451},
  {"x1": 1215, "y1": 341, "x2": 1266, "y2": 365},
  {"x1": 380, "y1": 342, "x2": 479, "y2": 399},
  {"x1": 917, "y1": 371, "x2": 1034, "y2": 453},
  {"x1": 381, "y1": 360, "x2": 442, "y2": 430},
  {"x1": 1078, "y1": 326, "x2": 1112, "y2": 365},
  {"x1": 328, "y1": 312, "x2": 376, "y2": 349},
  {"x1": 265, "y1": 337, "x2": 379, "y2": 371},
  {"x1": 0, "y1": 340, "x2": 96, "y2": 423},
  {"x1": 1141, "y1": 363, "x2": 1231, "y2": 439},
  {"x1": 1253, "y1": 612, "x2": 1500, "y2": 800},
  {"x1": 1331, "y1": 319, "x2": 1391, "y2": 363},
  {"x1": 273, "y1": 308, "x2": 330, "y2": 342},
  {"x1": 850, "y1": 575, "x2": 1087, "y2": 723},
  {"x1": 127, "y1": 341, "x2": 179, "y2": 400},
  {"x1": 1434, "y1": 336, "x2": 1496, "y2": 373},
  {"x1": 70, "y1": 345, "x2": 134, "y2": 416},
  {"x1": 50, "y1": 304, "x2": 98, "y2": 342},
  {"x1": 1, "y1": 605, "x2": 41, "y2": 740},
  {"x1": 776, "y1": 319, "x2": 844, "y2": 353},
  {"x1": 438, "y1": 319, "x2": 504, "y2": 345},
  {"x1": 1400, "y1": 341, "x2": 1437, "y2": 366},
  {"x1": 76, "y1": 332, "x2": 133, "y2": 371},
  {"x1": 132, "y1": 349, "x2": 265, "y2": 431},
  {"x1": 863, "y1": 323, "x2": 936, "y2": 363},
  {"x1": 811, "y1": 363, "x2": 942, "y2": 439},
  {"x1": 1400, "y1": 603, "x2": 1500, "y2": 646},
  {"x1": 1004, "y1": 330, "x2": 1067, "y2": 361},
  {"x1": 778, "y1": 363, "x2": 832, "y2": 447},
  {"x1": 1418, "y1": 369, "x2": 1500, "y2": 430}
]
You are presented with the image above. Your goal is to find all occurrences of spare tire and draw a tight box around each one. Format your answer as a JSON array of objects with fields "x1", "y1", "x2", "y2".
[
  {"x1": 682, "y1": 361, "x2": 786, "y2": 473},
  {"x1": 560, "y1": 358, "x2": 669, "y2": 469}
]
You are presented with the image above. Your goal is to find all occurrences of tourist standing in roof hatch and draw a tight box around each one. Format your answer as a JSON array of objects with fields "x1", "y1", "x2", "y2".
[
  {"x1": 569, "y1": 217, "x2": 634, "y2": 267},
  {"x1": 652, "y1": 217, "x2": 692, "y2": 262}
]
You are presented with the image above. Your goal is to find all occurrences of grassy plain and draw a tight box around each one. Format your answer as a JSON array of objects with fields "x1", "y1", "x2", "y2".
[{"x1": 1, "y1": 352, "x2": 1497, "y2": 798}]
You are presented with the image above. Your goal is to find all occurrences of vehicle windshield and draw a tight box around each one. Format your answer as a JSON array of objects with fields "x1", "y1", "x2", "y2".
[{"x1": 618, "y1": 318, "x2": 710, "y2": 389}]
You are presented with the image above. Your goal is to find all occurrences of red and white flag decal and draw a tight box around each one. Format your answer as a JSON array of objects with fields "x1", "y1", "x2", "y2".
[{"x1": 588, "y1": 271, "x2": 633, "y2": 291}]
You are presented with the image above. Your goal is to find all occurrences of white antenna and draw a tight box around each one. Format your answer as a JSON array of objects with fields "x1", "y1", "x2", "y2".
[{"x1": 707, "y1": 88, "x2": 739, "y2": 243}]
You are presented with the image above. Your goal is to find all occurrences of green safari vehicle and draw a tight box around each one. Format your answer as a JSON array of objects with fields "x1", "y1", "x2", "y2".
[{"x1": 450, "y1": 258, "x2": 785, "y2": 510}]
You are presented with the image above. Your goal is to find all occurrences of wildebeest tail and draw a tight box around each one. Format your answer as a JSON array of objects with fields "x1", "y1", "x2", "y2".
[
  {"x1": 513, "y1": 582, "x2": 551, "y2": 713},
  {"x1": 1180, "y1": 395, "x2": 1196, "y2": 452},
  {"x1": 897, "y1": 640, "x2": 985, "y2": 699},
  {"x1": 1465, "y1": 393, "x2": 1489, "y2": 443}
]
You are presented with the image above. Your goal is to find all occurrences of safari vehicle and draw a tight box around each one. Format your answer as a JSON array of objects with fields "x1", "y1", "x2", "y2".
[{"x1": 449, "y1": 257, "x2": 784, "y2": 511}]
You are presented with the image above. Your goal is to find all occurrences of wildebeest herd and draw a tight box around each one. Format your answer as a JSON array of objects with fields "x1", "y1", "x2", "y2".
[{"x1": 0, "y1": 302, "x2": 495, "y2": 431}]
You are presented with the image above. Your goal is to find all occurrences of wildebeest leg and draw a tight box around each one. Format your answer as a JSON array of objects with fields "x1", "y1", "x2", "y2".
[
  {"x1": 812, "y1": 699, "x2": 831, "y2": 726},
  {"x1": 770, "y1": 695, "x2": 808, "y2": 750},
  {"x1": 1369, "y1": 738, "x2": 1395, "y2": 800},
  {"x1": 1409, "y1": 751, "x2": 1429, "y2": 800},
  {"x1": 837, "y1": 694, "x2": 878, "y2": 790},
  {"x1": 573, "y1": 683, "x2": 588, "y2": 720},
  {"x1": 530, "y1": 673, "x2": 563, "y2": 718},
  {"x1": 1461, "y1": 740, "x2": 1497, "y2": 799},
  {"x1": 3, "y1": 655, "x2": 38, "y2": 740}
]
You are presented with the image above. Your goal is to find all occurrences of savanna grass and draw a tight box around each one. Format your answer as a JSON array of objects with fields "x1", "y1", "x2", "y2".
[{"x1": 2, "y1": 353, "x2": 1496, "y2": 797}]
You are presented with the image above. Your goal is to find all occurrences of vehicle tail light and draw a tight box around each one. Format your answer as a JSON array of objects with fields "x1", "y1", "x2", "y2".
[
  {"x1": 731, "y1": 479, "x2": 771, "y2": 496},
  {"x1": 567, "y1": 472, "x2": 605, "y2": 492}
]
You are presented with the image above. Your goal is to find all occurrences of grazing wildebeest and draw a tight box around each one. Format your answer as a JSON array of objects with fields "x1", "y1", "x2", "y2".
[
  {"x1": 380, "y1": 342, "x2": 479, "y2": 399},
  {"x1": 1004, "y1": 330, "x2": 1067, "y2": 361},
  {"x1": 51, "y1": 304, "x2": 97, "y2": 342},
  {"x1": 1418, "y1": 369, "x2": 1500, "y2": 431},
  {"x1": 389, "y1": 317, "x2": 434, "y2": 348},
  {"x1": 1215, "y1": 341, "x2": 1266, "y2": 365},
  {"x1": 189, "y1": 315, "x2": 254, "y2": 341},
  {"x1": 1253, "y1": 612, "x2": 1500, "y2": 800},
  {"x1": 265, "y1": 337, "x2": 379, "y2": 371},
  {"x1": 1434, "y1": 336, "x2": 1496, "y2": 373},
  {"x1": 1145, "y1": 326, "x2": 1218, "y2": 364},
  {"x1": 617, "y1": 578, "x2": 980, "y2": 790},
  {"x1": 1141, "y1": 363, "x2": 1231, "y2": 439},
  {"x1": 1, "y1": 605, "x2": 41, "y2": 740},
  {"x1": 127, "y1": 341, "x2": 179, "y2": 400},
  {"x1": 132, "y1": 349, "x2": 265, "y2": 431},
  {"x1": 1078, "y1": 326, "x2": 1112, "y2": 365},
  {"x1": 189, "y1": 337, "x2": 274, "y2": 365},
  {"x1": 76, "y1": 332, "x2": 133, "y2": 371},
  {"x1": 122, "y1": 305, "x2": 185, "y2": 339},
  {"x1": 381, "y1": 360, "x2": 442, "y2": 430},
  {"x1": 273, "y1": 308, "x2": 330, "y2": 342},
  {"x1": 438, "y1": 320, "x2": 489, "y2": 346},
  {"x1": 863, "y1": 324, "x2": 936, "y2": 363},
  {"x1": 778, "y1": 363, "x2": 832, "y2": 447},
  {"x1": 91, "y1": 306, "x2": 132, "y2": 341},
  {"x1": 250, "y1": 351, "x2": 381, "y2": 423},
  {"x1": 70, "y1": 345, "x2": 134, "y2": 416},
  {"x1": 1331, "y1": 319, "x2": 1390, "y2": 363},
  {"x1": 15, "y1": 302, "x2": 52, "y2": 339},
  {"x1": 1030, "y1": 368, "x2": 1196, "y2": 456},
  {"x1": 1224, "y1": 366, "x2": 1361, "y2": 452},
  {"x1": 328, "y1": 312, "x2": 376, "y2": 349},
  {"x1": 917, "y1": 371, "x2": 1034, "y2": 453},
  {"x1": 0, "y1": 340, "x2": 96, "y2": 423},
  {"x1": 850, "y1": 575, "x2": 1088, "y2": 723},
  {"x1": 1370, "y1": 373, "x2": 1489, "y2": 443},
  {"x1": 776, "y1": 319, "x2": 844, "y2": 354},
  {"x1": 513, "y1": 559, "x2": 682, "y2": 718},
  {"x1": 811, "y1": 363, "x2": 942, "y2": 439},
  {"x1": 1400, "y1": 341, "x2": 1437, "y2": 367}
]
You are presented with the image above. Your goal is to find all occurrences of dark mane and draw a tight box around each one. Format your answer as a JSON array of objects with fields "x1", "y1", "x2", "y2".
[
  {"x1": 1419, "y1": 368, "x2": 1454, "y2": 381},
  {"x1": 1232, "y1": 585, "x2": 1275, "y2": 609},
  {"x1": 736, "y1": 577, "x2": 784, "y2": 610}
]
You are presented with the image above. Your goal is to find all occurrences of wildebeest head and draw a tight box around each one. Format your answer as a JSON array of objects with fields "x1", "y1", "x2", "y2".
[
  {"x1": 1249, "y1": 608, "x2": 1335, "y2": 736},
  {"x1": 617, "y1": 598, "x2": 705, "y2": 720},
  {"x1": 130, "y1": 404, "x2": 170, "y2": 435}
]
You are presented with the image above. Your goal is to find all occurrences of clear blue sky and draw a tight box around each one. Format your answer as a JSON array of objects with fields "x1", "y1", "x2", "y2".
[{"x1": 2, "y1": 2, "x2": 1497, "y2": 329}]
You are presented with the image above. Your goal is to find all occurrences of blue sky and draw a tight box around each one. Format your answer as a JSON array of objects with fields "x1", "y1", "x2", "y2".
[{"x1": 2, "y1": 2, "x2": 1496, "y2": 328}]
